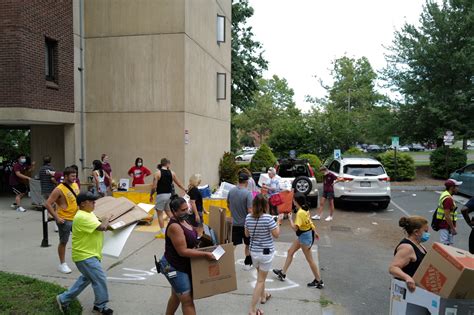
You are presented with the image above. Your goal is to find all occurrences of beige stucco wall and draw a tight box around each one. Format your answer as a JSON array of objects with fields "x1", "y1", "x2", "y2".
[
  {"x1": 85, "y1": 112, "x2": 186, "y2": 185},
  {"x1": 85, "y1": 34, "x2": 185, "y2": 113},
  {"x1": 84, "y1": 0, "x2": 185, "y2": 37},
  {"x1": 30, "y1": 125, "x2": 66, "y2": 171}
]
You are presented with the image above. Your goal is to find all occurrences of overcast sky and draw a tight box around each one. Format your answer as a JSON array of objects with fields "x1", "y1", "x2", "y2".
[{"x1": 247, "y1": 0, "x2": 425, "y2": 111}]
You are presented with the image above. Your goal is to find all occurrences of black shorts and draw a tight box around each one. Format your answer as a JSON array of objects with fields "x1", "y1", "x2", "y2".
[
  {"x1": 232, "y1": 226, "x2": 250, "y2": 246},
  {"x1": 12, "y1": 183, "x2": 28, "y2": 195}
]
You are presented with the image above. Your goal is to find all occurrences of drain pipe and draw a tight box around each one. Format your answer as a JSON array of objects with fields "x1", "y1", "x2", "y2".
[{"x1": 78, "y1": 0, "x2": 85, "y2": 171}]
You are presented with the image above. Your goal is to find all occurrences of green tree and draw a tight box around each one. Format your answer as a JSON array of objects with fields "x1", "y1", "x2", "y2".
[
  {"x1": 384, "y1": 0, "x2": 474, "y2": 146},
  {"x1": 231, "y1": 0, "x2": 268, "y2": 112},
  {"x1": 0, "y1": 129, "x2": 30, "y2": 161},
  {"x1": 249, "y1": 143, "x2": 277, "y2": 172}
]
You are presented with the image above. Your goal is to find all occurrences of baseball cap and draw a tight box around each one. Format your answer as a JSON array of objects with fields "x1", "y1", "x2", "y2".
[
  {"x1": 444, "y1": 179, "x2": 463, "y2": 188},
  {"x1": 238, "y1": 172, "x2": 249, "y2": 181},
  {"x1": 76, "y1": 191, "x2": 98, "y2": 205}
]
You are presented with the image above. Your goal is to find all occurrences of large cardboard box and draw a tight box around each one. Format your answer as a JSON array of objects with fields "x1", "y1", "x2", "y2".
[
  {"x1": 390, "y1": 279, "x2": 474, "y2": 315},
  {"x1": 191, "y1": 243, "x2": 237, "y2": 299},
  {"x1": 413, "y1": 242, "x2": 474, "y2": 299},
  {"x1": 209, "y1": 206, "x2": 228, "y2": 244}
]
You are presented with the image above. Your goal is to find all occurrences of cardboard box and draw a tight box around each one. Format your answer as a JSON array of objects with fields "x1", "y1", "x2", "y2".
[
  {"x1": 390, "y1": 279, "x2": 474, "y2": 315},
  {"x1": 191, "y1": 243, "x2": 237, "y2": 299},
  {"x1": 209, "y1": 206, "x2": 227, "y2": 244},
  {"x1": 413, "y1": 242, "x2": 474, "y2": 299},
  {"x1": 93, "y1": 196, "x2": 149, "y2": 230}
]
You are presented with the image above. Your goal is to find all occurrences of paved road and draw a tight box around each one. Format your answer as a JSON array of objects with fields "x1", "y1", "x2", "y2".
[{"x1": 308, "y1": 190, "x2": 472, "y2": 315}]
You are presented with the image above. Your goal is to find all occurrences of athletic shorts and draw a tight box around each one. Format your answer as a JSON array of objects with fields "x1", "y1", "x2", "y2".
[
  {"x1": 155, "y1": 193, "x2": 171, "y2": 211},
  {"x1": 250, "y1": 251, "x2": 274, "y2": 272},
  {"x1": 322, "y1": 191, "x2": 334, "y2": 199},
  {"x1": 58, "y1": 220, "x2": 73, "y2": 244},
  {"x1": 232, "y1": 226, "x2": 250, "y2": 246},
  {"x1": 12, "y1": 183, "x2": 28, "y2": 195}
]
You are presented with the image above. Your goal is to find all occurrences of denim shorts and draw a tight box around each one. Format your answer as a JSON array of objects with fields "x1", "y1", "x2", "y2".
[
  {"x1": 298, "y1": 230, "x2": 313, "y2": 247},
  {"x1": 322, "y1": 191, "x2": 334, "y2": 199},
  {"x1": 159, "y1": 256, "x2": 192, "y2": 295}
]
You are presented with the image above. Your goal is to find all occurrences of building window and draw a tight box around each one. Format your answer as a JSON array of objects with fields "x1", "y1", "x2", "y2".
[
  {"x1": 217, "y1": 15, "x2": 225, "y2": 44},
  {"x1": 45, "y1": 37, "x2": 58, "y2": 82},
  {"x1": 217, "y1": 73, "x2": 226, "y2": 100}
]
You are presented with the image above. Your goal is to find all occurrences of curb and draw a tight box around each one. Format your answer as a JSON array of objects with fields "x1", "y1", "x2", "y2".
[{"x1": 391, "y1": 186, "x2": 444, "y2": 191}]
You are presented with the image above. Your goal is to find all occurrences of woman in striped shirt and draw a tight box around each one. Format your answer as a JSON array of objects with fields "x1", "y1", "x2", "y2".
[{"x1": 245, "y1": 194, "x2": 283, "y2": 315}]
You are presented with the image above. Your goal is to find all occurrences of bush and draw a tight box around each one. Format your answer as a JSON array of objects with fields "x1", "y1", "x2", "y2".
[
  {"x1": 298, "y1": 153, "x2": 323, "y2": 182},
  {"x1": 249, "y1": 143, "x2": 277, "y2": 172},
  {"x1": 377, "y1": 150, "x2": 416, "y2": 181},
  {"x1": 430, "y1": 147, "x2": 467, "y2": 179},
  {"x1": 219, "y1": 152, "x2": 238, "y2": 184},
  {"x1": 344, "y1": 147, "x2": 367, "y2": 156}
]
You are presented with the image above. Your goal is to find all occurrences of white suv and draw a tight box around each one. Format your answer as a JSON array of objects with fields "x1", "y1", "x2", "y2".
[{"x1": 327, "y1": 157, "x2": 391, "y2": 209}]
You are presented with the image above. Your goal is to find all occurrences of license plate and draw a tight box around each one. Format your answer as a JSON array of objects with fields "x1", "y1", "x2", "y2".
[{"x1": 360, "y1": 181, "x2": 371, "y2": 187}]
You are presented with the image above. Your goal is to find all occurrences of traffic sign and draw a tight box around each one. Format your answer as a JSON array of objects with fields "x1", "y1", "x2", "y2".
[
  {"x1": 391, "y1": 136, "x2": 399, "y2": 149},
  {"x1": 289, "y1": 150, "x2": 296, "y2": 159},
  {"x1": 444, "y1": 130, "x2": 454, "y2": 146},
  {"x1": 334, "y1": 149, "x2": 341, "y2": 159}
]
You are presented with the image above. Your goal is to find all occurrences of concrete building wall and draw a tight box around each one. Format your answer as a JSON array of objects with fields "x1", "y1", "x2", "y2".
[{"x1": 30, "y1": 125, "x2": 66, "y2": 171}]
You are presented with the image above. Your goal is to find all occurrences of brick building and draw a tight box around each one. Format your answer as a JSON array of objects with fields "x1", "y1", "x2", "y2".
[{"x1": 0, "y1": 0, "x2": 231, "y2": 187}]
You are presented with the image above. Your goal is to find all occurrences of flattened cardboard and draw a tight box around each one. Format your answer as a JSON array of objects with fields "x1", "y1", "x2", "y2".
[
  {"x1": 94, "y1": 197, "x2": 135, "y2": 221},
  {"x1": 209, "y1": 206, "x2": 226, "y2": 244},
  {"x1": 413, "y1": 242, "x2": 474, "y2": 299},
  {"x1": 109, "y1": 205, "x2": 150, "y2": 230},
  {"x1": 191, "y1": 242, "x2": 237, "y2": 299}
]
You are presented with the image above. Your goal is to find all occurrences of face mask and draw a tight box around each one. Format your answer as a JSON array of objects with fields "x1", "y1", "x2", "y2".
[
  {"x1": 177, "y1": 213, "x2": 189, "y2": 221},
  {"x1": 19, "y1": 158, "x2": 26, "y2": 164},
  {"x1": 420, "y1": 232, "x2": 430, "y2": 243},
  {"x1": 137, "y1": 163, "x2": 143, "y2": 167}
]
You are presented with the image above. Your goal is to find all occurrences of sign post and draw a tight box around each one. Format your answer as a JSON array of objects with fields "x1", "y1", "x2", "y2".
[
  {"x1": 443, "y1": 131, "x2": 454, "y2": 177},
  {"x1": 334, "y1": 149, "x2": 341, "y2": 160},
  {"x1": 392, "y1": 136, "x2": 400, "y2": 181}
]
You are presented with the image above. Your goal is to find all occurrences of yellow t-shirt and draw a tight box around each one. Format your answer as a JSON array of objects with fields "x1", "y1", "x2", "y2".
[
  {"x1": 294, "y1": 208, "x2": 315, "y2": 231},
  {"x1": 72, "y1": 210, "x2": 103, "y2": 262},
  {"x1": 57, "y1": 183, "x2": 79, "y2": 221}
]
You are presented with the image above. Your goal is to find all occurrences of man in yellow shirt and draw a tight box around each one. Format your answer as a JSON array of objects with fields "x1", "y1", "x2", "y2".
[
  {"x1": 45, "y1": 167, "x2": 80, "y2": 274},
  {"x1": 56, "y1": 191, "x2": 113, "y2": 315}
]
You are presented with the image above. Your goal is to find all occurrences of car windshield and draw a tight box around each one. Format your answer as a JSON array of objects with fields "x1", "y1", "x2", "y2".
[
  {"x1": 343, "y1": 164, "x2": 385, "y2": 176},
  {"x1": 278, "y1": 164, "x2": 308, "y2": 177}
]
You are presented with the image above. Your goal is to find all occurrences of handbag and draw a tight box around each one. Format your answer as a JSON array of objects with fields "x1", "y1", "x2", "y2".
[{"x1": 269, "y1": 194, "x2": 283, "y2": 207}]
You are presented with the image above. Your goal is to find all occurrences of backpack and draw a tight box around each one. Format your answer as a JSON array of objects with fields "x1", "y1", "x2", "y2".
[{"x1": 431, "y1": 208, "x2": 442, "y2": 231}]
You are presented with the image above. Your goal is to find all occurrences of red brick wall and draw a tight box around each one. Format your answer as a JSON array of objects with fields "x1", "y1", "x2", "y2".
[{"x1": 0, "y1": 0, "x2": 74, "y2": 113}]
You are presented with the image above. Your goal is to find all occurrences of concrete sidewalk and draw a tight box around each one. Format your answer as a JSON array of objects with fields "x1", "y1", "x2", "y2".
[{"x1": 0, "y1": 196, "x2": 344, "y2": 315}]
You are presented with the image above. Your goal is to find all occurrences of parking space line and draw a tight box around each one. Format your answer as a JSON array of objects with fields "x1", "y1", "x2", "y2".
[{"x1": 390, "y1": 200, "x2": 411, "y2": 217}]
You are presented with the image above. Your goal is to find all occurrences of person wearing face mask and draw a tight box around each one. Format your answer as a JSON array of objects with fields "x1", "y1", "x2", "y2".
[
  {"x1": 127, "y1": 157, "x2": 151, "y2": 187},
  {"x1": 312, "y1": 166, "x2": 338, "y2": 221},
  {"x1": 158, "y1": 195, "x2": 215, "y2": 315},
  {"x1": 9, "y1": 154, "x2": 32, "y2": 212},
  {"x1": 389, "y1": 216, "x2": 429, "y2": 292}
]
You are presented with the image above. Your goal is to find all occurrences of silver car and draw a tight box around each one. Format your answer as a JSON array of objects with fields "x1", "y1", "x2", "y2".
[{"x1": 327, "y1": 157, "x2": 391, "y2": 209}]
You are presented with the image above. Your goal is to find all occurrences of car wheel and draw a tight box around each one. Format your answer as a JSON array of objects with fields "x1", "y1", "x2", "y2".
[
  {"x1": 292, "y1": 176, "x2": 312, "y2": 195},
  {"x1": 236, "y1": 157, "x2": 243, "y2": 161},
  {"x1": 379, "y1": 200, "x2": 390, "y2": 210}
]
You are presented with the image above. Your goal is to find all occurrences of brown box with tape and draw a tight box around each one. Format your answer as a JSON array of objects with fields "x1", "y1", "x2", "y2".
[{"x1": 413, "y1": 242, "x2": 474, "y2": 299}]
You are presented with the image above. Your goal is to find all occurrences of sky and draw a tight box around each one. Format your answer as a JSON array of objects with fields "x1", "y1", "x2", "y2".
[{"x1": 247, "y1": 0, "x2": 425, "y2": 112}]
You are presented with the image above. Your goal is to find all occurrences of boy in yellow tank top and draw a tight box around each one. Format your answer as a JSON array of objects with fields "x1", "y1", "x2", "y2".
[{"x1": 45, "y1": 167, "x2": 80, "y2": 274}]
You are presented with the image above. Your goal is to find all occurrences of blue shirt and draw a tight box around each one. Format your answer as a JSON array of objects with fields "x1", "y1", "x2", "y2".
[{"x1": 465, "y1": 197, "x2": 474, "y2": 211}]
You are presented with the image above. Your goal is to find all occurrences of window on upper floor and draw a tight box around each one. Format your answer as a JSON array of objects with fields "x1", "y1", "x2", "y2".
[
  {"x1": 45, "y1": 37, "x2": 58, "y2": 82},
  {"x1": 217, "y1": 73, "x2": 226, "y2": 100},
  {"x1": 217, "y1": 15, "x2": 225, "y2": 44}
]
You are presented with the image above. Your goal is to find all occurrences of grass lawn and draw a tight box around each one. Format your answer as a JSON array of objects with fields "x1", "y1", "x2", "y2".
[{"x1": 0, "y1": 271, "x2": 82, "y2": 314}]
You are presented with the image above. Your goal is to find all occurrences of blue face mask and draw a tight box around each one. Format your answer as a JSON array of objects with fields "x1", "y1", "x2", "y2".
[{"x1": 420, "y1": 232, "x2": 430, "y2": 243}]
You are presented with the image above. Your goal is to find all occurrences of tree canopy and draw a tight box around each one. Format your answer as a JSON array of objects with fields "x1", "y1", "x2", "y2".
[{"x1": 384, "y1": 0, "x2": 474, "y2": 145}]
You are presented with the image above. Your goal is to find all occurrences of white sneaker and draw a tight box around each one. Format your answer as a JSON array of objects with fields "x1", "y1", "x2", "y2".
[
  {"x1": 16, "y1": 206, "x2": 26, "y2": 212},
  {"x1": 242, "y1": 264, "x2": 253, "y2": 271},
  {"x1": 58, "y1": 263, "x2": 72, "y2": 274},
  {"x1": 311, "y1": 214, "x2": 321, "y2": 220},
  {"x1": 325, "y1": 216, "x2": 333, "y2": 222},
  {"x1": 10, "y1": 203, "x2": 17, "y2": 209}
]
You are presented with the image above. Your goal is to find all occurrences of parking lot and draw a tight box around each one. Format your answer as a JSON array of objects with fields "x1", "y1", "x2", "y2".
[{"x1": 304, "y1": 189, "x2": 472, "y2": 315}]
